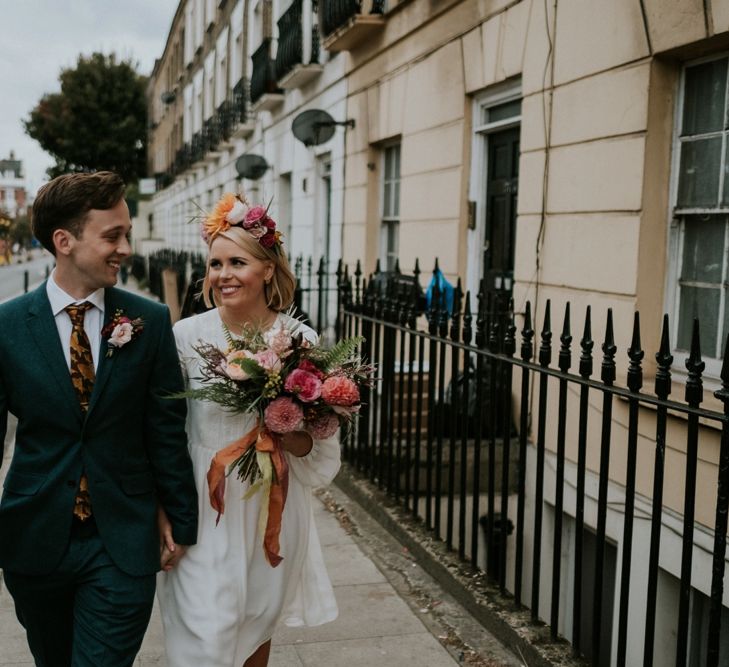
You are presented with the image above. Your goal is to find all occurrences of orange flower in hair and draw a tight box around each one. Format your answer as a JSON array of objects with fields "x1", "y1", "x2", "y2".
[
  {"x1": 200, "y1": 192, "x2": 283, "y2": 249},
  {"x1": 202, "y1": 193, "x2": 248, "y2": 242}
]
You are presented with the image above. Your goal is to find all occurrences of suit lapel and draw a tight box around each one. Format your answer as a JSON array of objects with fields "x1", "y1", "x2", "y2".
[
  {"x1": 86, "y1": 289, "x2": 118, "y2": 418},
  {"x1": 26, "y1": 284, "x2": 83, "y2": 423}
]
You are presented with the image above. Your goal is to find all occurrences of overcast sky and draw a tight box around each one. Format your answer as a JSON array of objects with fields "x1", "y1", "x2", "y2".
[{"x1": 0, "y1": 1, "x2": 180, "y2": 195}]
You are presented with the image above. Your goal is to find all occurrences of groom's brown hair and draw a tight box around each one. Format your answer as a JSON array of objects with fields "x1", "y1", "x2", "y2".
[{"x1": 32, "y1": 171, "x2": 126, "y2": 254}]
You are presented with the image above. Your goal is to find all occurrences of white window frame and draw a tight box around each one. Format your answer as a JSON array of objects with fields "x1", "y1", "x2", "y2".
[
  {"x1": 204, "y1": 50, "x2": 216, "y2": 120},
  {"x1": 215, "y1": 27, "x2": 229, "y2": 107},
  {"x1": 466, "y1": 79, "x2": 522, "y2": 304},
  {"x1": 379, "y1": 142, "x2": 401, "y2": 273},
  {"x1": 666, "y1": 52, "x2": 729, "y2": 379}
]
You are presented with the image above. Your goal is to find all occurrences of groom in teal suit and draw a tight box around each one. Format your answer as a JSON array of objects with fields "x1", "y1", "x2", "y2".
[{"x1": 0, "y1": 171, "x2": 198, "y2": 666}]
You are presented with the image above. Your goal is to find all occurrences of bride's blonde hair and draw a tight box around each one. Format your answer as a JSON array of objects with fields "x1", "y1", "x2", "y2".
[{"x1": 201, "y1": 226, "x2": 296, "y2": 311}]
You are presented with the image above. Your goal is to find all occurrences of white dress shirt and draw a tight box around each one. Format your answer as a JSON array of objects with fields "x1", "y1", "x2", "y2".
[{"x1": 46, "y1": 272, "x2": 106, "y2": 371}]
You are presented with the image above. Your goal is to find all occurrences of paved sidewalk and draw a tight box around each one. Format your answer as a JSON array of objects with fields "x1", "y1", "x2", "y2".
[
  {"x1": 1, "y1": 427, "x2": 519, "y2": 666},
  {"x1": 0, "y1": 473, "x2": 459, "y2": 666}
]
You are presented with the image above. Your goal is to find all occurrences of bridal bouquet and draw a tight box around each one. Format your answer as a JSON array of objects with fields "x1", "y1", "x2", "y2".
[{"x1": 186, "y1": 319, "x2": 374, "y2": 566}]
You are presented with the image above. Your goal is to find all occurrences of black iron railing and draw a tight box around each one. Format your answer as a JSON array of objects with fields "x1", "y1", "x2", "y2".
[
  {"x1": 203, "y1": 116, "x2": 220, "y2": 153},
  {"x1": 275, "y1": 0, "x2": 320, "y2": 81},
  {"x1": 174, "y1": 142, "x2": 192, "y2": 174},
  {"x1": 216, "y1": 100, "x2": 233, "y2": 142},
  {"x1": 232, "y1": 77, "x2": 250, "y2": 123},
  {"x1": 191, "y1": 130, "x2": 205, "y2": 163},
  {"x1": 332, "y1": 259, "x2": 729, "y2": 667},
  {"x1": 145, "y1": 247, "x2": 729, "y2": 664},
  {"x1": 292, "y1": 255, "x2": 341, "y2": 338},
  {"x1": 250, "y1": 39, "x2": 281, "y2": 105},
  {"x1": 319, "y1": 0, "x2": 384, "y2": 37},
  {"x1": 154, "y1": 171, "x2": 174, "y2": 191}
]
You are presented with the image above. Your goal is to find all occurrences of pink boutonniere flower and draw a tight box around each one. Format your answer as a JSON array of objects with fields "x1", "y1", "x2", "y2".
[{"x1": 101, "y1": 309, "x2": 144, "y2": 357}]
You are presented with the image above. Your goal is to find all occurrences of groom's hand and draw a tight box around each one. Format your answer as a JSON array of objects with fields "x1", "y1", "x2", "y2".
[
  {"x1": 158, "y1": 505, "x2": 189, "y2": 571},
  {"x1": 162, "y1": 543, "x2": 189, "y2": 570}
]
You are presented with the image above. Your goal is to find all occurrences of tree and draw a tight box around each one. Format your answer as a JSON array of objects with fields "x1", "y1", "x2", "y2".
[
  {"x1": 10, "y1": 215, "x2": 33, "y2": 250},
  {"x1": 24, "y1": 53, "x2": 148, "y2": 183}
]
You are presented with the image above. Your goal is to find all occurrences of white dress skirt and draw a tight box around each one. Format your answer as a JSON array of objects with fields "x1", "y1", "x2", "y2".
[{"x1": 157, "y1": 308, "x2": 340, "y2": 666}]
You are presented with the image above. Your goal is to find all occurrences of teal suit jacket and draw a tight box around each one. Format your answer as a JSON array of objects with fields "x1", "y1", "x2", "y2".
[{"x1": 0, "y1": 284, "x2": 198, "y2": 576}]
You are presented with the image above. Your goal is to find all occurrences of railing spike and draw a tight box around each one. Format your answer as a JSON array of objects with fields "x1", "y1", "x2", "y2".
[
  {"x1": 504, "y1": 303, "x2": 517, "y2": 358},
  {"x1": 655, "y1": 314, "x2": 673, "y2": 400},
  {"x1": 539, "y1": 299, "x2": 552, "y2": 367},
  {"x1": 438, "y1": 289, "x2": 449, "y2": 337},
  {"x1": 627, "y1": 312, "x2": 644, "y2": 393},
  {"x1": 375, "y1": 258, "x2": 381, "y2": 275},
  {"x1": 601, "y1": 309, "x2": 617, "y2": 386},
  {"x1": 523, "y1": 300, "x2": 533, "y2": 334},
  {"x1": 475, "y1": 280, "x2": 487, "y2": 348},
  {"x1": 559, "y1": 302, "x2": 572, "y2": 373},
  {"x1": 543, "y1": 299, "x2": 551, "y2": 333},
  {"x1": 685, "y1": 319, "x2": 705, "y2": 407},
  {"x1": 454, "y1": 280, "x2": 463, "y2": 309},
  {"x1": 462, "y1": 291, "x2": 473, "y2": 345},
  {"x1": 450, "y1": 283, "x2": 461, "y2": 341},
  {"x1": 394, "y1": 258, "x2": 401, "y2": 274},
  {"x1": 721, "y1": 334, "x2": 729, "y2": 387},
  {"x1": 579, "y1": 305, "x2": 594, "y2": 378}
]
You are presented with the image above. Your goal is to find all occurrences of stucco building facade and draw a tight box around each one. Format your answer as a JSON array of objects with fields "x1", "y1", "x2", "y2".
[{"x1": 146, "y1": 1, "x2": 729, "y2": 663}]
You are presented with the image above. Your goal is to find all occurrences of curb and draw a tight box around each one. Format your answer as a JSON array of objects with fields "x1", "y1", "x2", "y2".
[{"x1": 334, "y1": 464, "x2": 587, "y2": 667}]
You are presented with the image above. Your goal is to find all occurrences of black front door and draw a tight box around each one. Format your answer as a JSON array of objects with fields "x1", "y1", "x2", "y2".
[{"x1": 483, "y1": 127, "x2": 519, "y2": 316}]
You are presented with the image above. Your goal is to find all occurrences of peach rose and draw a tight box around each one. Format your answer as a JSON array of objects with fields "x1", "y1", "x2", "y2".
[
  {"x1": 321, "y1": 376, "x2": 360, "y2": 406},
  {"x1": 109, "y1": 322, "x2": 133, "y2": 347}
]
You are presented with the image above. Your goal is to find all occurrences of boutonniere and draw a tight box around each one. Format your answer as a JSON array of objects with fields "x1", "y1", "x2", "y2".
[{"x1": 101, "y1": 309, "x2": 144, "y2": 357}]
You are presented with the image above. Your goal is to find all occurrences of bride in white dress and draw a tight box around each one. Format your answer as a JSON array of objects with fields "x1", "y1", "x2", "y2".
[{"x1": 157, "y1": 212, "x2": 340, "y2": 667}]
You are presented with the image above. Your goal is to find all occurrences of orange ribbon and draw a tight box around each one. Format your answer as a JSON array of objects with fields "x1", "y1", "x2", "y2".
[{"x1": 207, "y1": 423, "x2": 289, "y2": 567}]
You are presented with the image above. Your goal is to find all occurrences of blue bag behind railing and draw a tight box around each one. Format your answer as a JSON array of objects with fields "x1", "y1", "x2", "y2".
[{"x1": 425, "y1": 267, "x2": 454, "y2": 317}]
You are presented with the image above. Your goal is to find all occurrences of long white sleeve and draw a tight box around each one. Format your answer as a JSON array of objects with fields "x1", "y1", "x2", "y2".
[{"x1": 286, "y1": 434, "x2": 341, "y2": 487}]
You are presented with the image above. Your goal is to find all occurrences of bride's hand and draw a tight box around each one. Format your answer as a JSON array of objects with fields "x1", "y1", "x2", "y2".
[
  {"x1": 158, "y1": 505, "x2": 185, "y2": 571},
  {"x1": 280, "y1": 430, "x2": 313, "y2": 457}
]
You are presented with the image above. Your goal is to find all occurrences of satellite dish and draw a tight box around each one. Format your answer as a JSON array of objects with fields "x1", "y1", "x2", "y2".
[
  {"x1": 235, "y1": 154, "x2": 269, "y2": 180},
  {"x1": 292, "y1": 109, "x2": 355, "y2": 147}
]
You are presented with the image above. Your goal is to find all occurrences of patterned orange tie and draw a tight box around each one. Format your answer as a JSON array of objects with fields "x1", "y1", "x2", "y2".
[{"x1": 65, "y1": 302, "x2": 95, "y2": 521}]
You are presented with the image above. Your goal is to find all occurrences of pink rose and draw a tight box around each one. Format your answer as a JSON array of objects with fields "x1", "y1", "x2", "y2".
[
  {"x1": 263, "y1": 326, "x2": 292, "y2": 356},
  {"x1": 307, "y1": 413, "x2": 340, "y2": 440},
  {"x1": 284, "y1": 369, "x2": 322, "y2": 402},
  {"x1": 264, "y1": 396, "x2": 303, "y2": 433},
  {"x1": 109, "y1": 322, "x2": 133, "y2": 347},
  {"x1": 243, "y1": 205, "x2": 267, "y2": 229},
  {"x1": 254, "y1": 349, "x2": 281, "y2": 373},
  {"x1": 297, "y1": 359, "x2": 324, "y2": 379},
  {"x1": 321, "y1": 376, "x2": 360, "y2": 406}
]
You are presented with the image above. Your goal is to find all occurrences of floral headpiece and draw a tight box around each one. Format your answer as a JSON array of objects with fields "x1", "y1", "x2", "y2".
[{"x1": 202, "y1": 193, "x2": 283, "y2": 250}]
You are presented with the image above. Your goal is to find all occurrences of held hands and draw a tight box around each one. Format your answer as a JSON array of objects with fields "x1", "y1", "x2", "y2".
[
  {"x1": 158, "y1": 505, "x2": 189, "y2": 572},
  {"x1": 279, "y1": 430, "x2": 313, "y2": 457}
]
